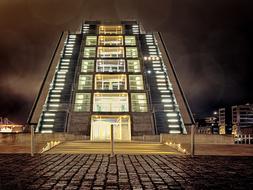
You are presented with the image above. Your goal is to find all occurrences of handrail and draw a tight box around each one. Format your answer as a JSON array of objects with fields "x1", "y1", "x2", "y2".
[
  {"x1": 157, "y1": 32, "x2": 195, "y2": 125},
  {"x1": 27, "y1": 32, "x2": 65, "y2": 125}
]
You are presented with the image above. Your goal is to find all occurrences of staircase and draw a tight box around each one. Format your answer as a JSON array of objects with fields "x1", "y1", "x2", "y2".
[
  {"x1": 45, "y1": 141, "x2": 181, "y2": 155},
  {"x1": 37, "y1": 34, "x2": 81, "y2": 133},
  {"x1": 141, "y1": 34, "x2": 186, "y2": 134}
]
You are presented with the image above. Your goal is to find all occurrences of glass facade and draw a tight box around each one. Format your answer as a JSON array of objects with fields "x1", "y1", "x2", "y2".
[
  {"x1": 125, "y1": 36, "x2": 136, "y2": 46},
  {"x1": 96, "y1": 59, "x2": 125, "y2": 72},
  {"x1": 93, "y1": 93, "x2": 129, "y2": 112},
  {"x1": 131, "y1": 93, "x2": 148, "y2": 112},
  {"x1": 129, "y1": 75, "x2": 144, "y2": 90},
  {"x1": 99, "y1": 25, "x2": 123, "y2": 34},
  {"x1": 84, "y1": 47, "x2": 96, "y2": 58},
  {"x1": 81, "y1": 60, "x2": 94, "y2": 72},
  {"x1": 126, "y1": 47, "x2": 138, "y2": 58},
  {"x1": 86, "y1": 36, "x2": 97, "y2": 46},
  {"x1": 74, "y1": 93, "x2": 91, "y2": 112},
  {"x1": 98, "y1": 36, "x2": 123, "y2": 46},
  {"x1": 97, "y1": 47, "x2": 124, "y2": 58},
  {"x1": 95, "y1": 74, "x2": 127, "y2": 90},
  {"x1": 127, "y1": 59, "x2": 141, "y2": 72},
  {"x1": 78, "y1": 75, "x2": 92, "y2": 90}
]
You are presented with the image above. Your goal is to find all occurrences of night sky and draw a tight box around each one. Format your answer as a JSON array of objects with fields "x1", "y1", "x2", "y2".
[{"x1": 0, "y1": 0, "x2": 252, "y2": 123}]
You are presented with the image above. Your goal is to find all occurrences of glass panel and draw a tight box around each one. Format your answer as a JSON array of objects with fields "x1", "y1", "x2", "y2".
[
  {"x1": 95, "y1": 74, "x2": 127, "y2": 90},
  {"x1": 126, "y1": 47, "x2": 138, "y2": 58},
  {"x1": 98, "y1": 36, "x2": 123, "y2": 46},
  {"x1": 127, "y1": 60, "x2": 141, "y2": 72},
  {"x1": 91, "y1": 115, "x2": 131, "y2": 141},
  {"x1": 86, "y1": 36, "x2": 97, "y2": 46},
  {"x1": 74, "y1": 93, "x2": 91, "y2": 112},
  {"x1": 97, "y1": 47, "x2": 124, "y2": 58},
  {"x1": 99, "y1": 25, "x2": 123, "y2": 34},
  {"x1": 131, "y1": 93, "x2": 148, "y2": 112},
  {"x1": 83, "y1": 47, "x2": 96, "y2": 58},
  {"x1": 78, "y1": 75, "x2": 93, "y2": 90},
  {"x1": 129, "y1": 75, "x2": 144, "y2": 90},
  {"x1": 81, "y1": 60, "x2": 94, "y2": 72},
  {"x1": 125, "y1": 36, "x2": 136, "y2": 46},
  {"x1": 96, "y1": 59, "x2": 125, "y2": 72},
  {"x1": 93, "y1": 93, "x2": 129, "y2": 112}
]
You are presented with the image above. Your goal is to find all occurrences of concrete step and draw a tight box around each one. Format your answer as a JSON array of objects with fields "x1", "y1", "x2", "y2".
[{"x1": 45, "y1": 141, "x2": 181, "y2": 155}]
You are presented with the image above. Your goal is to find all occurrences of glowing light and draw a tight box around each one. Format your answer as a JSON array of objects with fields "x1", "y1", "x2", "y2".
[{"x1": 167, "y1": 119, "x2": 179, "y2": 122}]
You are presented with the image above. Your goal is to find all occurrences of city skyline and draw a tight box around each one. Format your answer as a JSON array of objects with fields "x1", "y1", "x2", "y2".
[{"x1": 0, "y1": 0, "x2": 252, "y2": 123}]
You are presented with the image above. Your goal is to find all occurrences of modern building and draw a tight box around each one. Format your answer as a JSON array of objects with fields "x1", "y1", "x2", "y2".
[
  {"x1": 232, "y1": 104, "x2": 253, "y2": 135},
  {"x1": 197, "y1": 116, "x2": 219, "y2": 134},
  {"x1": 218, "y1": 108, "x2": 232, "y2": 134},
  {"x1": 28, "y1": 20, "x2": 194, "y2": 141}
]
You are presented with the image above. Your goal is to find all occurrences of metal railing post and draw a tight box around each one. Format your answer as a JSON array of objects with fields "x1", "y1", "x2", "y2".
[
  {"x1": 191, "y1": 124, "x2": 195, "y2": 157},
  {"x1": 110, "y1": 124, "x2": 114, "y2": 157},
  {"x1": 31, "y1": 125, "x2": 35, "y2": 156}
]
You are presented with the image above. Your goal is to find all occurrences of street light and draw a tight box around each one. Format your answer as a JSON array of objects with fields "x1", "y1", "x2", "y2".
[{"x1": 110, "y1": 124, "x2": 114, "y2": 157}]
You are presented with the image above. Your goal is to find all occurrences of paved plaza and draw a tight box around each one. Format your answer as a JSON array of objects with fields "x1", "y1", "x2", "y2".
[{"x1": 0, "y1": 154, "x2": 252, "y2": 190}]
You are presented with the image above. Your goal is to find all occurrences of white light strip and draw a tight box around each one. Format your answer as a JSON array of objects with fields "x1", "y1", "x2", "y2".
[
  {"x1": 50, "y1": 94, "x2": 61, "y2": 97},
  {"x1": 44, "y1": 113, "x2": 56, "y2": 116},
  {"x1": 162, "y1": 99, "x2": 172, "y2": 103},
  {"x1": 164, "y1": 104, "x2": 173, "y2": 107},
  {"x1": 41, "y1": 130, "x2": 53, "y2": 133},
  {"x1": 55, "y1": 79, "x2": 65, "y2": 82},
  {"x1": 169, "y1": 130, "x2": 181, "y2": 134},
  {"x1": 167, "y1": 119, "x2": 179, "y2": 122},
  {"x1": 49, "y1": 104, "x2": 59, "y2": 107},
  {"x1": 161, "y1": 95, "x2": 171, "y2": 97},
  {"x1": 42, "y1": 124, "x2": 54, "y2": 128},
  {"x1": 168, "y1": 125, "x2": 180, "y2": 128},
  {"x1": 50, "y1": 99, "x2": 60, "y2": 102},
  {"x1": 166, "y1": 113, "x2": 178, "y2": 117},
  {"x1": 43, "y1": 119, "x2": 55, "y2": 122}
]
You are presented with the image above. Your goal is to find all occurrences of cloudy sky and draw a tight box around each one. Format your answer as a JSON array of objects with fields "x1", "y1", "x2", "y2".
[{"x1": 0, "y1": 0, "x2": 252, "y2": 123}]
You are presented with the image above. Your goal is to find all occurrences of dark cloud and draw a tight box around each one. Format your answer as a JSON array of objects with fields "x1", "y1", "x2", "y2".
[{"x1": 0, "y1": 0, "x2": 252, "y2": 123}]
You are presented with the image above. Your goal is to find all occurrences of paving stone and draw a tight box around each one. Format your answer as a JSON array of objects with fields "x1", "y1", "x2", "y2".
[{"x1": 0, "y1": 154, "x2": 253, "y2": 189}]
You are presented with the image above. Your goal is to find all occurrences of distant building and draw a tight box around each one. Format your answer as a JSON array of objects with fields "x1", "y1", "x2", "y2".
[
  {"x1": 232, "y1": 104, "x2": 253, "y2": 135},
  {"x1": 197, "y1": 116, "x2": 219, "y2": 134},
  {"x1": 0, "y1": 117, "x2": 24, "y2": 133},
  {"x1": 218, "y1": 108, "x2": 232, "y2": 135}
]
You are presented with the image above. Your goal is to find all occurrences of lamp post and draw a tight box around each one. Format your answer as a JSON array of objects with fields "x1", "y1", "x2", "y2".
[
  {"x1": 110, "y1": 124, "x2": 114, "y2": 157},
  {"x1": 31, "y1": 125, "x2": 35, "y2": 156},
  {"x1": 190, "y1": 124, "x2": 195, "y2": 157}
]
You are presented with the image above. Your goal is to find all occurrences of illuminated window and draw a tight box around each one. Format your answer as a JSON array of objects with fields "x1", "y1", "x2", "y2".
[
  {"x1": 99, "y1": 25, "x2": 123, "y2": 34},
  {"x1": 96, "y1": 59, "x2": 125, "y2": 72},
  {"x1": 129, "y1": 75, "x2": 144, "y2": 90},
  {"x1": 95, "y1": 74, "x2": 127, "y2": 90},
  {"x1": 74, "y1": 93, "x2": 91, "y2": 112},
  {"x1": 98, "y1": 36, "x2": 123, "y2": 46},
  {"x1": 125, "y1": 36, "x2": 136, "y2": 46},
  {"x1": 127, "y1": 60, "x2": 141, "y2": 72},
  {"x1": 78, "y1": 75, "x2": 92, "y2": 90},
  {"x1": 81, "y1": 60, "x2": 94, "y2": 72},
  {"x1": 126, "y1": 47, "x2": 138, "y2": 58},
  {"x1": 97, "y1": 47, "x2": 124, "y2": 58},
  {"x1": 131, "y1": 93, "x2": 148, "y2": 112},
  {"x1": 86, "y1": 36, "x2": 97, "y2": 46},
  {"x1": 93, "y1": 93, "x2": 129, "y2": 112},
  {"x1": 83, "y1": 47, "x2": 96, "y2": 58}
]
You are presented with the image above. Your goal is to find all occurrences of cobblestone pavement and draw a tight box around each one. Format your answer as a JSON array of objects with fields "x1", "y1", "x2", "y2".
[{"x1": 0, "y1": 154, "x2": 252, "y2": 190}]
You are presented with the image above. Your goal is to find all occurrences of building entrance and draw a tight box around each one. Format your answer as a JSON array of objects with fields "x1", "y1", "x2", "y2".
[{"x1": 91, "y1": 115, "x2": 131, "y2": 141}]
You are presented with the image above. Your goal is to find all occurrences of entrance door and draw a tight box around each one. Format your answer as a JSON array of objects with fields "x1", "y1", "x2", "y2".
[{"x1": 91, "y1": 115, "x2": 131, "y2": 141}]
